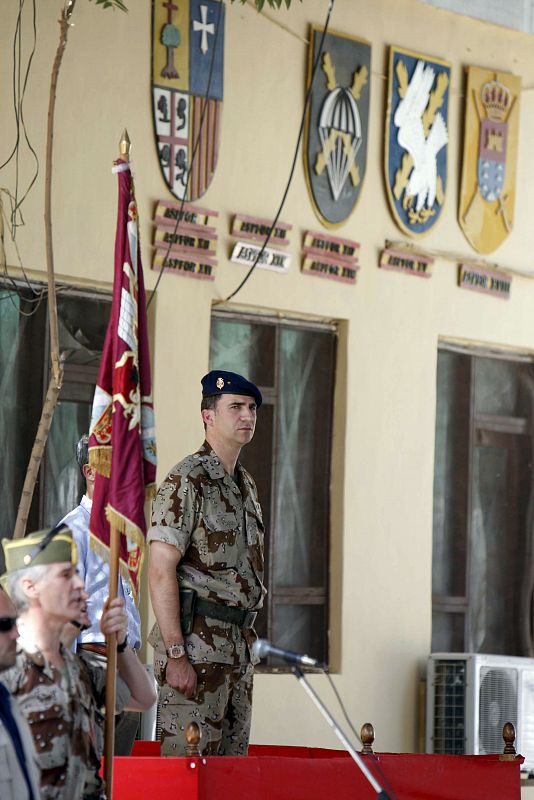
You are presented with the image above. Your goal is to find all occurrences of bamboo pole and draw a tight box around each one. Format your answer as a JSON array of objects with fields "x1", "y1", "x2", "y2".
[
  {"x1": 104, "y1": 525, "x2": 120, "y2": 798},
  {"x1": 46, "y1": 0, "x2": 76, "y2": 386},
  {"x1": 14, "y1": 0, "x2": 77, "y2": 538},
  {"x1": 13, "y1": 368, "x2": 64, "y2": 538},
  {"x1": 14, "y1": 369, "x2": 63, "y2": 538}
]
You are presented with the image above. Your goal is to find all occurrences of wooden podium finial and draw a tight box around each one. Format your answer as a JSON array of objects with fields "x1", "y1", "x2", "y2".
[
  {"x1": 185, "y1": 721, "x2": 202, "y2": 756},
  {"x1": 500, "y1": 721, "x2": 517, "y2": 761},
  {"x1": 360, "y1": 722, "x2": 375, "y2": 755}
]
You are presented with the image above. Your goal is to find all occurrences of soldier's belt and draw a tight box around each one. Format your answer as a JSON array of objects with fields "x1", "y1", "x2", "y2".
[{"x1": 195, "y1": 596, "x2": 257, "y2": 629}]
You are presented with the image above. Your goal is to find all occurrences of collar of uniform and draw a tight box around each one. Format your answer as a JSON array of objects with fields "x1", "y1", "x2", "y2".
[
  {"x1": 223, "y1": 472, "x2": 242, "y2": 496},
  {"x1": 17, "y1": 630, "x2": 72, "y2": 678},
  {"x1": 16, "y1": 625, "x2": 43, "y2": 664},
  {"x1": 16, "y1": 643, "x2": 55, "y2": 680},
  {"x1": 194, "y1": 441, "x2": 229, "y2": 480}
]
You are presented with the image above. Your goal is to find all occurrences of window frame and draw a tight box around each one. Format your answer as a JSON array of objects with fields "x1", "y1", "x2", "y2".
[
  {"x1": 0, "y1": 278, "x2": 112, "y2": 541},
  {"x1": 211, "y1": 308, "x2": 337, "y2": 671},
  {"x1": 432, "y1": 340, "x2": 534, "y2": 654}
]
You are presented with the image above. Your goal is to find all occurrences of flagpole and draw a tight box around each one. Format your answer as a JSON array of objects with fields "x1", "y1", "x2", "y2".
[
  {"x1": 103, "y1": 129, "x2": 131, "y2": 799},
  {"x1": 104, "y1": 524, "x2": 120, "y2": 797}
]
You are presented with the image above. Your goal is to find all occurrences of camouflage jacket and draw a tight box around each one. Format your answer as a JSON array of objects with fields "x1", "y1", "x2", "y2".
[
  {"x1": 1, "y1": 641, "x2": 130, "y2": 800},
  {"x1": 148, "y1": 441, "x2": 266, "y2": 668}
]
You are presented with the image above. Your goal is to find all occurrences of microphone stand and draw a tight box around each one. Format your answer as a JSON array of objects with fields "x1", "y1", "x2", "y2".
[{"x1": 292, "y1": 667, "x2": 392, "y2": 799}]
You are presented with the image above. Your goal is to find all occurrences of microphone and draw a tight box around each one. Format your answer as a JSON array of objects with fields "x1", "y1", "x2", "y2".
[{"x1": 252, "y1": 638, "x2": 326, "y2": 670}]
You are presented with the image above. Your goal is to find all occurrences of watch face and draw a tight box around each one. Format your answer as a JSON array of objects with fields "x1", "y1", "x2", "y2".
[{"x1": 168, "y1": 644, "x2": 185, "y2": 658}]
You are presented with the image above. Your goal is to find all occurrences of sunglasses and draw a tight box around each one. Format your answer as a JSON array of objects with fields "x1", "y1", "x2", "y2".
[{"x1": 0, "y1": 617, "x2": 17, "y2": 633}]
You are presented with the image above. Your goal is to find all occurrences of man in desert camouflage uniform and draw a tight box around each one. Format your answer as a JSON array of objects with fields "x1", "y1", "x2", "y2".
[
  {"x1": 148, "y1": 370, "x2": 266, "y2": 756},
  {"x1": 0, "y1": 526, "x2": 136, "y2": 800}
]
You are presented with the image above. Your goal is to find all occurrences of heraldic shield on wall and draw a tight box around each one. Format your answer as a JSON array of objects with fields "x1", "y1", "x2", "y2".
[
  {"x1": 152, "y1": 0, "x2": 225, "y2": 202},
  {"x1": 459, "y1": 67, "x2": 521, "y2": 254},
  {"x1": 304, "y1": 28, "x2": 371, "y2": 228},
  {"x1": 385, "y1": 47, "x2": 451, "y2": 237}
]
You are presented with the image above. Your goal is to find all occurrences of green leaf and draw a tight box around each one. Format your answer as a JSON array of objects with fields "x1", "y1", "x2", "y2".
[{"x1": 88, "y1": 0, "x2": 128, "y2": 11}]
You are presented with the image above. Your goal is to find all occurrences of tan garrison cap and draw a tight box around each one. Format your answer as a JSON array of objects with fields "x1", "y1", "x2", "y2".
[{"x1": 2, "y1": 526, "x2": 77, "y2": 574}]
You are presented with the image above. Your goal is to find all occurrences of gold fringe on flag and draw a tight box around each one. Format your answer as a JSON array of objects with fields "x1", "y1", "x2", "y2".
[
  {"x1": 88, "y1": 504, "x2": 147, "y2": 604},
  {"x1": 89, "y1": 533, "x2": 144, "y2": 604},
  {"x1": 105, "y1": 505, "x2": 145, "y2": 545}
]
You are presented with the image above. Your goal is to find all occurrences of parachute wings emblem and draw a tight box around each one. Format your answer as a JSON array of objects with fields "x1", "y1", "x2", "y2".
[{"x1": 304, "y1": 29, "x2": 371, "y2": 228}]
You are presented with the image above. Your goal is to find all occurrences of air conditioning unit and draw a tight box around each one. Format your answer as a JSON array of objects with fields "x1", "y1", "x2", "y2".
[{"x1": 426, "y1": 653, "x2": 534, "y2": 772}]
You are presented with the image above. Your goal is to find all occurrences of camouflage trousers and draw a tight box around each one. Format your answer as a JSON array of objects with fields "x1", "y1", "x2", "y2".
[{"x1": 158, "y1": 661, "x2": 254, "y2": 756}]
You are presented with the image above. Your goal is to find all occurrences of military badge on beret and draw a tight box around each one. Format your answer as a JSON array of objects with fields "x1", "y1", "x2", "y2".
[{"x1": 201, "y1": 370, "x2": 262, "y2": 408}]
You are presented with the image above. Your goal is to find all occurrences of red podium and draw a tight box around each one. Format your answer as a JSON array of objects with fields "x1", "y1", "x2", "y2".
[{"x1": 112, "y1": 742, "x2": 523, "y2": 799}]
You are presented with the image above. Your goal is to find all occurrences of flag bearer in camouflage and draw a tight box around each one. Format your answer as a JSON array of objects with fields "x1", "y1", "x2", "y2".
[
  {"x1": 0, "y1": 526, "x2": 154, "y2": 800},
  {"x1": 148, "y1": 370, "x2": 266, "y2": 756}
]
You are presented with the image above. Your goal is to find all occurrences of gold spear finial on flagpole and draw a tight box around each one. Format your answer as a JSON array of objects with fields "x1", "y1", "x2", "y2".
[{"x1": 119, "y1": 129, "x2": 131, "y2": 160}]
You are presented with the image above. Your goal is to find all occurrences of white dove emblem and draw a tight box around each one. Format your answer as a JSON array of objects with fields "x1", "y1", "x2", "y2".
[{"x1": 394, "y1": 60, "x2": 448, "y2": 212}]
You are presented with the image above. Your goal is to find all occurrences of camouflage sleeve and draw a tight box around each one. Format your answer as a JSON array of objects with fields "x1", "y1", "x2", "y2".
[
  {"x1": 147, "y1": 469, "x2": 198, "y2": 554},
  {"x1": 0, "y1": 654, "x2": 26, "y2": 694}
]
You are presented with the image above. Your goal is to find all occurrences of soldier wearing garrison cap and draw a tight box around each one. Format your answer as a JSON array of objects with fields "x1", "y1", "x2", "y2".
[
  {"x1": 0, "y1": 527, "x2": 155, "y2": 800},
  {"x1": 2, "y1": 525, "x2": 77, "y2": 571},
  {"x1": 148, "y1": 370, "x2": 266, "y2": 756}
]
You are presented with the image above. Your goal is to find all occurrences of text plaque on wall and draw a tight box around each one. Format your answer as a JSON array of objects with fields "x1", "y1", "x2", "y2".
[
  {"x1": 152, "y1": 199, "x2": 218, "y2": 281},
  {"x1": 301, "y1": 230, "x2": 360, "y2": 284},
  {"x1": 458, "y1": 263, "x2": 511, "y2": 299},
  {"x1": 379, "y1": 247, "x2": 433, "y2": 278}
]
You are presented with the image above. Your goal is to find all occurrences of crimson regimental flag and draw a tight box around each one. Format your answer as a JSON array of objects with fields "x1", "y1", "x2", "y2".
[{"x1": 88, "y1": 159, "x2": 157, "y2": 600}]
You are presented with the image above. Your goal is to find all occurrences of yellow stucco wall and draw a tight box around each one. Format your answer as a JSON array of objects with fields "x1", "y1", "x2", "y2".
[{"x1": 2, "y1": 0, "x2": 534, "y2": 752}]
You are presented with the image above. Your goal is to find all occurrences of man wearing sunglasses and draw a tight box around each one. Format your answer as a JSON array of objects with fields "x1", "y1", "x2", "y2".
[{"x1": 0, "y1": 587, "x2": 40, "y2": 800}]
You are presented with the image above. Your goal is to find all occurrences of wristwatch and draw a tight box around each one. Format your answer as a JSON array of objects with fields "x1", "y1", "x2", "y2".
[{"x1": 166, "y1": 643, "x2": 186, "y2": 659}]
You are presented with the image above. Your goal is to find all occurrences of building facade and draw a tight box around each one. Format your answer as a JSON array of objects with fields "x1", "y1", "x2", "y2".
[{"x1": 2, "y1": 0, "x2": 534, "y2": 754}]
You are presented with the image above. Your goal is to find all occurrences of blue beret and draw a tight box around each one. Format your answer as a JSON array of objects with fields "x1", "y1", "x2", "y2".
[{"x1": 201, "y1": 370, "x2": 262, "y2": 409}]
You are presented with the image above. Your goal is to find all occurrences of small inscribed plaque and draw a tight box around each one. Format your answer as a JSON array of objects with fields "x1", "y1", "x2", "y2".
[
  {"x1": 379, "y1": 248, "x2": 433, "y2": 278},
  {"x1": 231, "y1": 214, "x2": 292, "y2": 247},
  {"x1": 301, "y1": 230, "x2": 360, "y2": 285},
  {"x1": 458, "y1": 263, "x2": 511, "y2": 299},
  {"x1": 152, "y1": 199, "x2": 218, "y2": 281},
  {"x1": 230, "y1": 241, "x2": 290, "y2": 274}
]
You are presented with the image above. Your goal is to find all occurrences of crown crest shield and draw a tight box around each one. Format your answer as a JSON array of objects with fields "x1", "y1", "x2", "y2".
[{"x1": 481, "y1": 80, "x2": 510, "y2": 122}]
